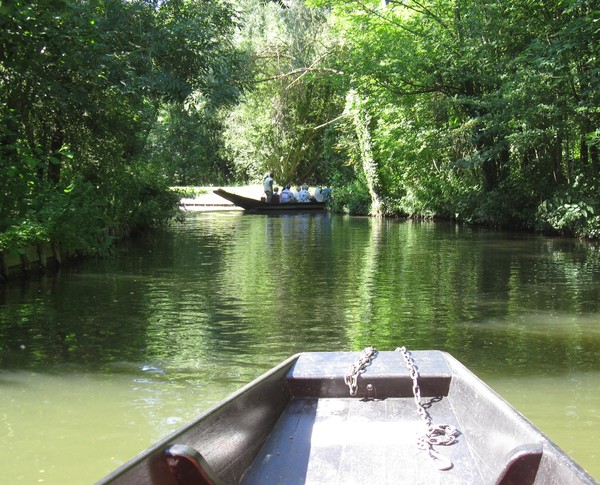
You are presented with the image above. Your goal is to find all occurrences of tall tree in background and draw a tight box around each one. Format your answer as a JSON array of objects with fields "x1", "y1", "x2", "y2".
[
  {"x1": 142, "y1": 0, "x2": 246, "y2": 186},
  {"x1": 223, "y1": 0, "x2": 346, "y2": 185}
]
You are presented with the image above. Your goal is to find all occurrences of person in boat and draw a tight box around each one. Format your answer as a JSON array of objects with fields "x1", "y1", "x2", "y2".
[
  {"x1": 271, "y1": 187, "x2": 280, "y2": 204},
  {"x1": 280, "y1": 184, "x2": 295, "y2": 203},
  {"x1": 321, "y1": 186, "x2": 332, "y2": 202},
  {"x1": 263, "y1": 172, "x2": 274, "y2": 202},
  {"x1": 313, "y1": 186, "x2": 324, "y2": 202},
  {"x1": 297, "y1": 184, "x2": 311, "y2": 203},
  {"x1": 290, "y1": 184, "x2": 300, "y2": 201}
]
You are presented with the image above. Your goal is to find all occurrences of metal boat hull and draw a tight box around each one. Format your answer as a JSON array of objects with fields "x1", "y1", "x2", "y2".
[{"x1": 97, "y1": 351, "x2": 597, "y2": 485}]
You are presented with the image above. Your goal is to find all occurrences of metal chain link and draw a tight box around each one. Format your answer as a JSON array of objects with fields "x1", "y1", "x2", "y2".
[
  {"x1": 396, "y1": 346, "x2": 460, "y2": 471},
  {"x1": 344, "y1": 346, "x2": 378, "y2": 396}
]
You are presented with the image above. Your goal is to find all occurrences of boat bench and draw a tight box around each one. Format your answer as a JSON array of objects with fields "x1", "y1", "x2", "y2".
[{"x1": 285, "y1": 350, "x2": 452, "y2": 399}]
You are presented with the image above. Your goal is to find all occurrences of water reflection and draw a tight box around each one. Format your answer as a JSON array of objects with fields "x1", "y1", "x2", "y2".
[{"x1": 1, "y1": 213, "x2": 600, "y2": 483}]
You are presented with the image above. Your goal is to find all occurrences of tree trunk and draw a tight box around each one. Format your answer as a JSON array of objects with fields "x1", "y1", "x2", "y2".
[
  {"x1": 552, "y1": 135, "x2": 565, "y2": 184},
  {"x1": 1, "y1": 92, "x2": 20, "y2": 165},
  {"x1": 347, "y1": 90, "x2": 384, "y2": 216},
  {"x1": 481, "y1": 159, "x2": 498, "y2": 193},
  {"x1": 479, "y1": 132, "x2": 499, "y2": 193},
  {"x1": 591, "y1": 142, "x2": 599, "y2": 172}
]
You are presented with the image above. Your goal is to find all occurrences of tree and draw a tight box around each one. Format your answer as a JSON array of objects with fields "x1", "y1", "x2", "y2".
[
  {"x1": 305, "y1": 0, "x2": 600, "y2": 231},
  {"x1": 0, "y1": 0, "x2": 243, "y2": 257},
  {"x1": 223, "y1": 0, "x2": 346, "y2": 185}
]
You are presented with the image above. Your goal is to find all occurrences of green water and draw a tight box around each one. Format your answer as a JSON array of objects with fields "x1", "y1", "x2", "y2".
[{"x1": 1, "y1": 212, "x2": 600, "y2": 483}]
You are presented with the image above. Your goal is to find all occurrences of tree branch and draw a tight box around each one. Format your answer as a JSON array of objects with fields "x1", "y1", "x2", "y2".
[
  {"x1": 313, "y1": 113, "x2": 349, "y2": 130},
  {"x1": 354, "y1": 0, "x2": 424, "y2": 37},
  {"x1": 254, "y1": 66, "x2": 344, "y2": 85},
  {"x1": 389, "y1": 0, "x2": 453, "y2": 34}
]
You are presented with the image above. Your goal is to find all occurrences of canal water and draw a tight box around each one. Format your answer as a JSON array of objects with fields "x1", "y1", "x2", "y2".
[{"x1": 1, "y1": 211, "x2": 600, "y2": 483}]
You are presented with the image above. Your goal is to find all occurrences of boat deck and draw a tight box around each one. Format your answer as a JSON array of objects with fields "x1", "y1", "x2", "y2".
[{"x1": 242, "y1": 396, "x2": 479, "y2": 485}]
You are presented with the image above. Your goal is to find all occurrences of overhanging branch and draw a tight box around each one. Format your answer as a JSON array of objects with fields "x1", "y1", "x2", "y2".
[{"x1": 254, "y1": 66, "x2": 345, "y2": 85}]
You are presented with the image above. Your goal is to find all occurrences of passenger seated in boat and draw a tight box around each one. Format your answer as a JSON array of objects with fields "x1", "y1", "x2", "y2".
[
  {"x1": 313, "y1": 186, "x2": 324, "y2": 202},
  {"x1": 272, "y1": 187, "x2": 280, "y2": 204},
  {"x1": 297, "y1": 184, "x2": 311, "y2": 203},
  {"x1": 322, "y1": 186, "x2": 332, "y2": 202},
  {"x1": 291, "y1": 184, "x2": 300, "y2": 201},
  {"x1": 280, "y1": 185, "x2": 295, "y2": 203}
]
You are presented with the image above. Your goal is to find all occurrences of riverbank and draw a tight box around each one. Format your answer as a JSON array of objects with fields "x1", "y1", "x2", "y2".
[
  {"x1": 0, "y1": 242, "x2": 64, "y2": 281},
  {"x1": 1, "y1": 187, "x2": 253, "y2": 281}
]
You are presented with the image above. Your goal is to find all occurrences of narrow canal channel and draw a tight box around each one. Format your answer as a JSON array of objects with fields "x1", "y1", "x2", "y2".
[{"x1": 1, "y1": 211, "x2": 599, "y2": 483}]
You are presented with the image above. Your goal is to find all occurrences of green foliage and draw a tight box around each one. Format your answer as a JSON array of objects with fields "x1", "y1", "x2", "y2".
[
  {"x1": 144, "y1": 104, "x2": 235, "y2": 186},
  {"x1": 0, "y1": 0, "x2": 242, "y2": 259},
  {"x1": 2, "y1": 0, "x2": 598, "y2": 244},
  {"x1": 537, "y1": 197, "x2": 599, "y2": 238},
  {"x1": 0, "y1": 180, "x2": 105, "y2": 254},
  {"x1": 223, "y1": 0, "x2": 346, "y2": 184},
  {"x1": 38, "y1": 182, "x2": 109, "y2": 255},
  {"x1": 537, "y1": 176, "x2": 600, "y2": 238},
  {"x1": 329, "y1": 172, "x2": 371, "y2": 215},
  {"x1": 0, "y1": 221, "x2": 48, "y2": 254},
  {"x1": 299, "y1": 0, "x2": 600, "y2": 229}
]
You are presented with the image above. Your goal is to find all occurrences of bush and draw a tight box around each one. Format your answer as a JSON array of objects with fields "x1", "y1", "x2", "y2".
[
  {"x1": 0, "y1": 220, "x2": 48, "y2": 253},
  {"x1": 0, "y1": 172, "x2": 182, "y2": 260},
  {"x1": 537, "y1": 194, "x2": 600, "y2": 238},
  {"x1": 329, "y1": 173, "x2": 371, "y2": 215}
]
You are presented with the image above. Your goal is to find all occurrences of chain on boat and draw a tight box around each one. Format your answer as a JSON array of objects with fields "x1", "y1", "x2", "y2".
[
  {"x1": 396, "y1": 346, "x2": 460, "y2": 471},
  {"x1": 344, "y1": 346, "x2": 460, "y2": 471},
  {"x1": 344, "y1": 346, "x2": 378, "y2": 396}
]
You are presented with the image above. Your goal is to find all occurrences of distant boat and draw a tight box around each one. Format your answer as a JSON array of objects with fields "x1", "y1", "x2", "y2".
[
  {"x1": 97, "y1": 350, "x2": 598, "y2": 485},
  {"x1": 213, "y1": 188, "x2": 327, "y2": 212}
]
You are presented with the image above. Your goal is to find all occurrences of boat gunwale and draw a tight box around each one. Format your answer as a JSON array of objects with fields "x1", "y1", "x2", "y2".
[
  {"x1": 442, "y1": 351, "x2": 598, "y2": 485},
  {"x1": 95, "y1": 354, "x2": 300, "y2": 484}
]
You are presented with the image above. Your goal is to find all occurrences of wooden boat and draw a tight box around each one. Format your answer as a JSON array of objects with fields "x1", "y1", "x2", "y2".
[
  {"x1": 97, "y1": 349, "x2": 598, "y2": 485},
  {"x1": 213, "y1": 188, "x2": 327, "y2": 212}
]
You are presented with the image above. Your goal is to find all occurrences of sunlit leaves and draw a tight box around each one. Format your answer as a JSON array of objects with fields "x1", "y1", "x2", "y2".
[
  {"x1": 223, "y1": 0, "x2": 345, "y2": 183},
  {"x1": 305, "y1": 0, "x2": 600, "y2": 232}
]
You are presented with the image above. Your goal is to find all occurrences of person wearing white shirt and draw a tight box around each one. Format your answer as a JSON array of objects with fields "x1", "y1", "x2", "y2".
[
  {"x1": 290, "y1": 184, "x2": 300, "y2": 201},
  {"x1": 263, "y1": 172, "x2": 274, "y2": 202},
  {"x1": 313, "y1": 186, "x2": 324, "y2": 202}
]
